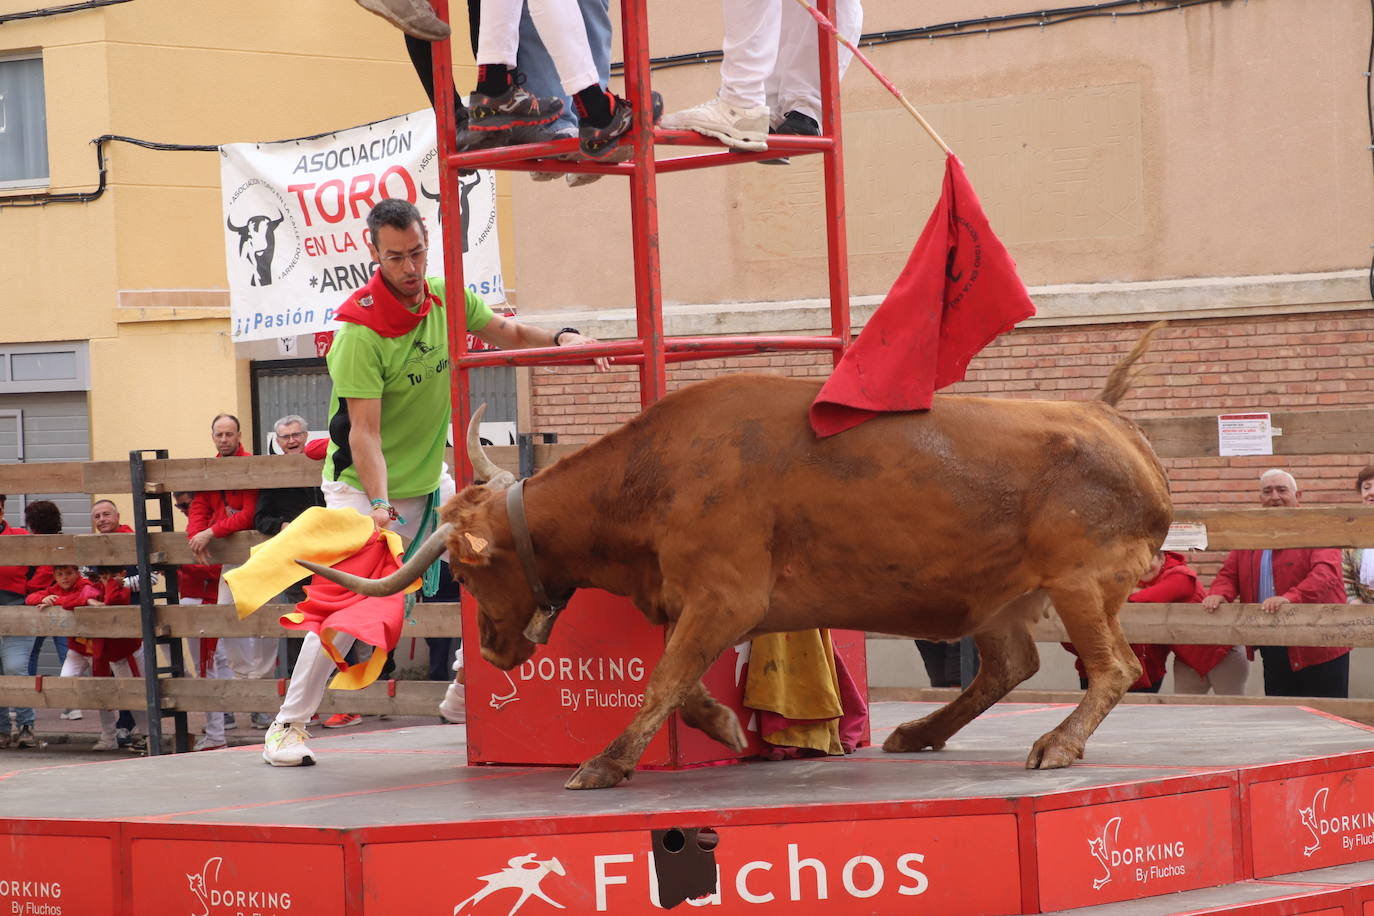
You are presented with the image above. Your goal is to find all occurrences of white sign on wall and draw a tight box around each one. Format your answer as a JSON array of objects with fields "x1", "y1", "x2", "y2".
[{"x1": 220, "y1": 109, "x2": 503, "y2": 343}]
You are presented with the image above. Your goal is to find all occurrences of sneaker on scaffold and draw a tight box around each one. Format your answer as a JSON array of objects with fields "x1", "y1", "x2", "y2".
[
  {"x1": 262, "y1": 722, "x2": 315, "y2": 767},
  {"x1": 351, "y1": 0, "x2": 450, "y2": 41},
  {"x1": 322, "y1": 713, "x2": 362, "y2": 729},
  {"x1": 91, "y1": 735, "x2": 119, "y2": 752},
  {"x1": 660, "y1": 95, "x2": 768, "y2": 152},
  {"x1": 469, "y1": 79, "x2": 563, "y2": 132}
]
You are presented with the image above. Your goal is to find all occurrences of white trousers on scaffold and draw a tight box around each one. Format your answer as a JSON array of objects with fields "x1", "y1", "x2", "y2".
[
  {"x1": 766, "y1": 0, "x2": 862, "y2": 126},
  {"x1": 478, "y1": 0, "x2": 598, "y2": 95},
  {"x1": 275, "y1": 471, "x2": 457, "y2": 725}
]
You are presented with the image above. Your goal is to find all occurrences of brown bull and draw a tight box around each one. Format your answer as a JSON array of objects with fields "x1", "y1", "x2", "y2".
[{"x1": 304, "y1": 328, "x2": 1172, "y2": 790}]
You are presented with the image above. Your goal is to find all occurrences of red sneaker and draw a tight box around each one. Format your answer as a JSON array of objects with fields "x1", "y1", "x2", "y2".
[{"x1": 322, "y1": 713, "x2": 362, "y2": 729}]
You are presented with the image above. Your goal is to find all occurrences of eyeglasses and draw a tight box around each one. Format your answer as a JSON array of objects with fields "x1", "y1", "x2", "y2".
[
  {"x1": 277, "y1": 432, "x2": 307, "y2": 441},
  {"x1": 379, "y1": 247, "x2": 428, "y2": 267}
]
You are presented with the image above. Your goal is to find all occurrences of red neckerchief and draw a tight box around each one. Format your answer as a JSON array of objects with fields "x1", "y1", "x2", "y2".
[{"x1": 333, "y1": 270, "x2": 437, "y2": 338}]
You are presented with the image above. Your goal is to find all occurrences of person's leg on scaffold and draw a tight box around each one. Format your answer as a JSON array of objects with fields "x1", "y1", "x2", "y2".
[
  {"x1": 761, "y1": 0, "x2": 861, "y2": 164},
  {"x1": 472, "y1": 0, "x2": 633, "y2": 159},
  {"x1": 352, "y1": 0, "x2": 451, "y2": 42},
  {"x1": 661, "y1": 0, "x2": 779, "y2": 151},
  {"x1": 263, "y1": 471, "x2": 458, "y2": 766}
]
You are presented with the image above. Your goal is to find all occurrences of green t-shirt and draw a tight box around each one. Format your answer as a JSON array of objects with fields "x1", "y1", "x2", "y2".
[{"x1": 322, "y1": 277, "x2": 495, "y2": 499}]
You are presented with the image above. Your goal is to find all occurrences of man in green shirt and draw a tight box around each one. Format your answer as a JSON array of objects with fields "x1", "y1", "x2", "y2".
[{"x1": 264, "y1": 198, "x2": 598, "y2": 766}]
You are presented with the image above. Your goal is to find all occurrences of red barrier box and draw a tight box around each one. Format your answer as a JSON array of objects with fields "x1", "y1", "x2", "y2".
[
  {"x1": 362, "y1": 812, "x2": 1020, "y2": 915},
  {"x1": 1035, "y1": 788, "x2": 1239, "y2": 910},
  {"x1": 1250, "y1": 765, "x2": 1374, "y2": 878},
  {"x1": 463, "y1": 589, "x2": 868, "y2": 768},
  {"x1": 129, "y1": 838, "x2": 344, "y2": 916},
  {"x1": 0, "y1": 834, "x2": 114, "y2": 916}
]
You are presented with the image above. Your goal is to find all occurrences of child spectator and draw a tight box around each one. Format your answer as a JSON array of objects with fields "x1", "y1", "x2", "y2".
[{"x1": 29, "y1": 565, "x2": 147, "y2": 752}]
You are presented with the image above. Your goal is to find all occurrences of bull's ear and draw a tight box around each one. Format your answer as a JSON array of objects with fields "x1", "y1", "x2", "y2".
[{"x1": 456, "y1": 528, "x2": 492, "y2": 566}]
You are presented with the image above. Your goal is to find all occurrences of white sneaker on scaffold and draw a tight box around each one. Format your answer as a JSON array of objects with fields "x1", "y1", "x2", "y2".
[
  {"x1": 262, "y1": 721, "x2": 315, "y2": 767},
  {"x1": 660, "y1": 96, "x2": 769, "y2": 152},
  {"x1": 352, "y1": 0, "x2": 450, "y2": 41}
]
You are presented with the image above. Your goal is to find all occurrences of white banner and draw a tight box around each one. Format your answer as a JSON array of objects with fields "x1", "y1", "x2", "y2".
[{"x1": 220, "y1": 109, "x2": 503, "y2": 343}]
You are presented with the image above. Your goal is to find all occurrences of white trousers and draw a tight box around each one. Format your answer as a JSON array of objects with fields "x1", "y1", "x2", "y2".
[
  {"x1": 181, "y1": 597, "x2": 230, "y2": 740},
  {"x1": 216, "y1": 571, "x2": 278, "y2": 681},
  {"x1": 478, "y1": 0, "x2": 598, "y2": 95},
  {"x1": 766, "y1": 0, "x2": 862, "y2": 125},
  {"x1": 276, "y1": 470, "x2": 457, "y2": 725},
  {"x1": 1172, "y1": 646, "x2": 1250, "y2": 696},
  {"x1": 61, "y1": 652, "x2": 147, "y2": 741}
]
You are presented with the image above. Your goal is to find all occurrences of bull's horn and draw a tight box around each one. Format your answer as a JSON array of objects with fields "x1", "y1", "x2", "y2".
[
  {"x1": 296, "y1": 522, "x2": 453, "y2": 596},
  {"x1": 523, "y1": 606, "x2": 562, "y2": 645},
  {"x1": 466, "y1": 404, "x2": 517, "y2": 489}
]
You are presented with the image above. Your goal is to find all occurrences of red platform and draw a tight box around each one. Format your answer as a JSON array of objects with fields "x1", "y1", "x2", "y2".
[
  {"x1": 462, "y1": 589, "x2": 870, "y2": 768},
  {"x1": 3, "y1": 702, "x2": 1374, "y2": 915}
]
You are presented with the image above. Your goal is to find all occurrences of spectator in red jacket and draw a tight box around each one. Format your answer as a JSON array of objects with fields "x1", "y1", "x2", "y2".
[
  {"x1": 0, "y1": 495, "x2": 38, "y2": 748},
  {"x1": 1202, "y1": 468, "x2": 1349, "y2": 698},
  {"x1": 21, "y1": 501, "x2": 69, "y2": 691},
  {"x1": 175, "y1": 492, "x2": 231, "y2": 751},
  {"x1": 1064, "y1": 551, "x2": 1183, "y2": 693},
  {"x1": 32, "y1": 566, "x2": 147, "y2": 752},
  {"x1": 1130, "y1": 551, "x2": 1248, "y2": 695},
  {"x1": 188, "y1": 415, "x2": 271, "y2": 748}
]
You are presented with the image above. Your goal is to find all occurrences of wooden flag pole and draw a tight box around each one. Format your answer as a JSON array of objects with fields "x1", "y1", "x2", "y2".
[{"x1": 788, "y1": 0, "x2": 954, "y2": 157}]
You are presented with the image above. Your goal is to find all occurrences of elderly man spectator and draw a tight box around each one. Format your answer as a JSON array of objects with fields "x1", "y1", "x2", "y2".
[
  {"x1": 187, "y1": 414, "x2": 275, "y2": 741},
  {"x1": 255, "y1": 415, "x2": 325, "y2": 537},
  {"x1": 252, "y1": 414, "x2": 326, "y2": 728},
  {"x1": 90, "y1": 499, "x2": 145, "y2": 743},
  {"x1": 1202, "y1": 468, "x2": 1349, "y2": 698}
]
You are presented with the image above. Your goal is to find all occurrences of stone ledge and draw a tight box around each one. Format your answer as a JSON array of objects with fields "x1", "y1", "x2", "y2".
[
  {"x1": 518, "y1": 269, "x2": 1372, "y2": 339},
  {"x1": 115, "y1": 289, "x2": 231, "y2": 323}
]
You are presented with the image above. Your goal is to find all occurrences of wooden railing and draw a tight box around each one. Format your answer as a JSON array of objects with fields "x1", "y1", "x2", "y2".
[{"x1": 0, "y1": 405, "x2": 1371, "y2": 738}]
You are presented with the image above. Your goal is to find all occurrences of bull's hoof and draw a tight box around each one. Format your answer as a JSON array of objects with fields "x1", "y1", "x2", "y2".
[
  {"x1": 1025, "y1": 733, "x2": 1084, "y2": 770},
  {"x1": 691, "y1": 705, "x2": 748, "y2": 753},
  {"x1": 565, "y1": 755, "x2": 633, "y2": 790},
  {"x1": 882, "y1": 723, "x2": 947, "y2": 754}
]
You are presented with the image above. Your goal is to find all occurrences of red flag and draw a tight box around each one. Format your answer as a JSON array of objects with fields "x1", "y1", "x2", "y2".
[{"x1": 810, "y1": 154, "x2": 1035, "y2": 437}]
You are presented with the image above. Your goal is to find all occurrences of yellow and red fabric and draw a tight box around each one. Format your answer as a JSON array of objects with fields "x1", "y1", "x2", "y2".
[{"x1": 223, "y1": 506, "x2": 419, "y2": 690}]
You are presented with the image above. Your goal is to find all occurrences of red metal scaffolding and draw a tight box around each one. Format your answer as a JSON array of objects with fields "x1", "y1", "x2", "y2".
[{"x1": 429, "y1": 0, "x2": 851, "y2": 483}]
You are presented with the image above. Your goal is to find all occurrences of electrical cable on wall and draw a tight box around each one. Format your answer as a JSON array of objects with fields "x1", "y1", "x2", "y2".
[{"x1": 0, "y1": 0, "x2": 132, "y2": 26}]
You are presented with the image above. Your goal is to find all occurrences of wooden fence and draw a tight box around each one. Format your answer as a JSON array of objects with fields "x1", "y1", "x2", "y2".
[{"x1": 1, "y1": 407, "x2": 1373, "y2": 747}]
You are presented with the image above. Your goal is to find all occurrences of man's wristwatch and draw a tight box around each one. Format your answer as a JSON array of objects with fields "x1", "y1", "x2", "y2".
[{"x1": 553, "y1": 327, "x2": 581, "y2": 345}]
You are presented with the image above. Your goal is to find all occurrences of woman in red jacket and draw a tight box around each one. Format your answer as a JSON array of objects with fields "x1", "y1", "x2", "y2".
[
  {"x1": 1135, "y1": 552, "x2": 1247, "y2": 695},
  {"x1": 1064, "y1": 551, "x2": 1211, "y2": 693}
]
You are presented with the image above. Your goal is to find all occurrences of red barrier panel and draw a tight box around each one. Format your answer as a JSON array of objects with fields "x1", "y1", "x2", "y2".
[{"x1": 462, "y1": 589, "x2": 868, "y2": 769}]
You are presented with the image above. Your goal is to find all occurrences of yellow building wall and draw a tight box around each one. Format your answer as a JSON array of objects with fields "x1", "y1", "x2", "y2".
[{"x1": 0, "y1": 0, "x2": 491, "y2": 474}]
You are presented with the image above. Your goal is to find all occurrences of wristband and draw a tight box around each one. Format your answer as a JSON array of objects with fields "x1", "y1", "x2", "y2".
[
  {"x1": 553, "y1": 327, "x2": 581, "y2": 346},
  {"x1": 370, "y1": 499, "x2": 402, "y2": 524}
]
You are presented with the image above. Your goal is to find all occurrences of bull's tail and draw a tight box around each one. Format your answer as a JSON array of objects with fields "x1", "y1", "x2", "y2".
[{"x1": 1098, "y1": 321, "x2": 1166, "y2": 407}]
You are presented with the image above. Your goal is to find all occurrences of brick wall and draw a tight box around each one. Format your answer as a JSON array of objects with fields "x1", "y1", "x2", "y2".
[{"x1": 529, "y1": 308, "x2": 1374, "y2": 582}]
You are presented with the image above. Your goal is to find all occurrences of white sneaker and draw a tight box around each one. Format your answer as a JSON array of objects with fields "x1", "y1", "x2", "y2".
[
  {"x1": 92, "y1": 735, "x2": 118, "y2": 751},
  {"x1": 61, "y1": 709, "x2": 82, "y2": 720},
  {"x1": 660, "y1": 96, "x2": 769, "y2": 152},
  {"x1": 193, "y1": 734, "x2": 228, "y2": 752},
  {"x1": 439, "y1": 682, "x2": 466, "y2": 724},
  {"x1": 262, "y1": 722, "x2": 315, "y2": 767}
]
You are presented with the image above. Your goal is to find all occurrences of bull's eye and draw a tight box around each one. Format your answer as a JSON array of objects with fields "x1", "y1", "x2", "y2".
[{"x1": 455, "y1": 575, "x2": 466, "y2": 586}]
